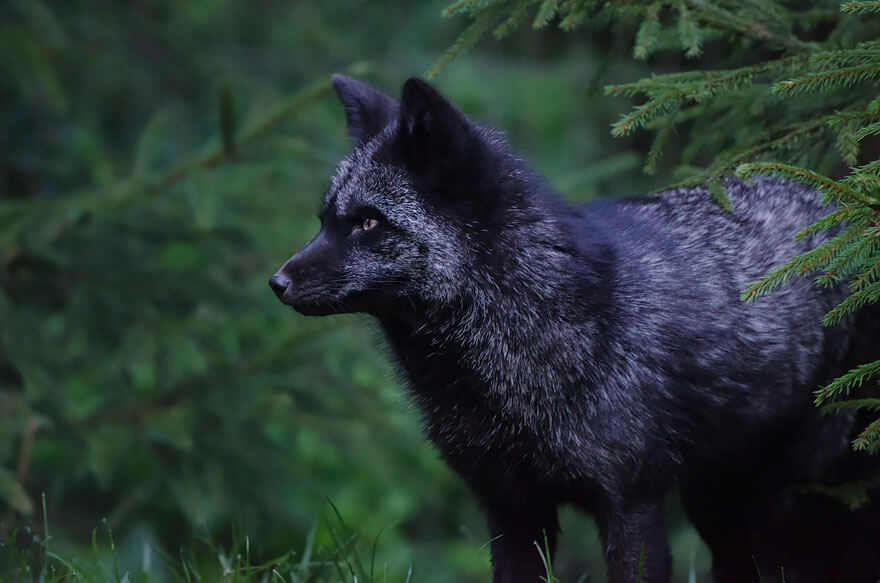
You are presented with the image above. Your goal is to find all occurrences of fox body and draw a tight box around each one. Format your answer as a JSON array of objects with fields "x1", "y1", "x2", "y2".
[{"x1": 270, "y1": 76, "x2": 880, "y2": 582}]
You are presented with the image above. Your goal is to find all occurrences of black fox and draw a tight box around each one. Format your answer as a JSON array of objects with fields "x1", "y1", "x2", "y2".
[{"x1": 270, "y1": 76, "x2": 880, "y2": 582}]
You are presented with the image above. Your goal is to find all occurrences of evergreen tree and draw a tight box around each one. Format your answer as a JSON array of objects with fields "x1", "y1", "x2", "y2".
[{"x1": 435, "y1": 0, "x2": 880, "y2": 454}]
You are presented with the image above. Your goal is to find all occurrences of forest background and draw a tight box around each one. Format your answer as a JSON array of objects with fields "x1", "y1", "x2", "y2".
[{"x1": 2, "y1": 1, "x2": 878, "y2": 581}]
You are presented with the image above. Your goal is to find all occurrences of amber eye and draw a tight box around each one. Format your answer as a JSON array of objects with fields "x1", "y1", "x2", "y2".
[{"x1": 360, "y1": 217, "x2": 379, "y2": 231}]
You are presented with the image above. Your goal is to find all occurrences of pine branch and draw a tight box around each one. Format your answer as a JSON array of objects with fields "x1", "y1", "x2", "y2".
[
  {"x1": 815, "y1": 359, "x2": 880, "y2": 405},
  {"x1": 427, "y1": 5, "x2": 505, "y2": 79},
  {"x1": 834, "y1": 120, "x2": 860, "y2": 166},
  {"x1": 3, "y1": 65, "x2": 368, "y2": 260},
  {"x1": 683, "y1": 0, "x2": 815, "y2": 53},
  {"x1": 774, "y1": 64, "x2": 880, "y2": 97},
  {"x1": 809, "y1": 45, "x2": 880, "y2": 67},
  {"x1": 845, "y1": 158, "x2": 880, "y2": 180},
  {"x1": 441, "y1": 0, "x2": 487, "y2": 17},
  {"x1": 741, "y1": 221, "x2": 869, "y2": 303},
  {"x1": 855, "y1": 120, "x2": 880, "y2": 140},
  {"x1": 831, "y1": 110, "x2": 880, "y2": 125},
  {"x1": 643, "y1": 115, "x2": 676, "y2": 175},
  {"x1": 821, "y1": 397, "x2": 880, "y2": 414},
  {"x1": 853, "y1": 415, "x2": 880, "y2": 452},
  {"x1": 795, "y1": 475, "x2": 880, "y2": 510},
  {"x1": 793, "y1": 205, "x2": 869, "y2": 241},
  {"x1": 634, "y1": 3, "x2": 662, "y2": 60},
  {"x1": 815, "y1": 236, "x2": 878, "y2": 286},
  {"x1": 611, "y1": 94, "x2": 682, "y2": 136},
  {"x1": 676, "y1": 1, "x2": 703, "y2": 58},
  {"x1": 707, "y1": 178, "x2": 734, "y2": 213},
  {"x1": 532, "y1": 0, "x2": 559, "y2": 28},
  {"x1": 851, "y1": 248, "x2": 880, "y2": 290},
  {"x1": 605, "y1": 54, "x2": 809, "y2": 99},
  {"x1": 823, "y1": 280, "x2": 880, "y2": 325},
  {"x1": 494, "y1": 0, "x2": 534, "y2": 39},
  {"x1": 559, "y1": 0, "x2": 591, "y2": 31},
  {"x1": 840, "y1": 1, "x2": 880, "y2": 15},
  {"x1": 735, "y1": 162, "x2": 878, "y2": 206},
  {"x1": 157, "y1": 68, "x2": 365, "y2": 191}
]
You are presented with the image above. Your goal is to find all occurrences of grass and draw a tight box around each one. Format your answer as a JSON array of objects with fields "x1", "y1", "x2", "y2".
[
  {"x1": 0, "y1": 496, "x2": 712, "y2": 582},
  {"x1": 0, "y1": 498, "x2": 408, "y2": 583}
]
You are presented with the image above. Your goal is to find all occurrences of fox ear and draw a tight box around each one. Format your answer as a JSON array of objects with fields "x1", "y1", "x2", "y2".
[
  {"x1": 397, "y1": 78, "x2": 498, "y2": 219},
  {"x1": 331, "y1": 74, "x2": 398, "y2": 147},
  {"x1": 397, "y1": 78, "x2": 473, "y2": 176}
]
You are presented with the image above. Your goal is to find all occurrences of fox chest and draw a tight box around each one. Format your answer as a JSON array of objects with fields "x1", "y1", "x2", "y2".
[
  {"x1": 406, "y1": 370, "x2": 585, "y2": 491},
  {"x1": 383, "y1": 323, "x2": 597, "y2": 490}
]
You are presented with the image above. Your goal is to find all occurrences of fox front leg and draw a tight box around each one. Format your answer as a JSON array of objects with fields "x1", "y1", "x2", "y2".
[
  {"x1": 484, "y1": 499, "x2": 560, "y2": 583},
  {"x1": 598, "y1": 501, "x2": 671, "y2": 583}
]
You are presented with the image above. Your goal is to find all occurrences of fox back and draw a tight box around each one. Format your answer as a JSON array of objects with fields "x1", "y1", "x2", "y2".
[{"x1": 270, "y1": 76, "x2": 880, "y2": 583}]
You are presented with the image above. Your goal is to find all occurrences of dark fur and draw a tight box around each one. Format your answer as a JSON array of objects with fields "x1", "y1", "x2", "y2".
[{"x1": 270, "y1": 76, "x2": 880, "y2": 582}]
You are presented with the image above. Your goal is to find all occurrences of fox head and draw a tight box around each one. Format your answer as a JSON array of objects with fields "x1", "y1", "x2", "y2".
[{"x1": 270, "y1": 75, "x2": 530, "y2": 318}]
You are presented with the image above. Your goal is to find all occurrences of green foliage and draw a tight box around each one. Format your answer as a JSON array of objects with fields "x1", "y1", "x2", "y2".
[
  {"x1": 2, "y1": 1, "x2": 674, "y2": 580},
  {"x1": 5, "y1": 0, "x2": 874, "y2": 579},
  {"x1": 439, "y1": 0, "x2": 880, "y2": 454},
  {"x1": 795, "y1": 473, "x2": 880, "y2": 510},
  {"x1": 0, "y1": 2, "x2": 489, "y2": 580},
  {"x1": 1, "y1": 502, "x2": 409, "y2": 583},
  {"x1": 535, "y1": 530, "x2": 560, "y2": 583},
  {"x1": 433, "y1": 0, "x2": 817, "y2": 76}
]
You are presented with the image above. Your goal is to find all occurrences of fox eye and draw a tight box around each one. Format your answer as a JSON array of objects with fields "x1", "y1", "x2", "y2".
[{"x1": 358, "y1": 217, "x2": 379, "y2": 231}]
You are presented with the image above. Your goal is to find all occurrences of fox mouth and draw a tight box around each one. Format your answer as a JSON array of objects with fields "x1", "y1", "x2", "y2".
[
  {"x1": 269, "y1": 274, "x2": 346, "y2": 316},
  {"x1": 287, "y1": 289, "x2": 345, "y2": 315},
  {"x1": 288, "y1": 300, "x2": 341, "y2": 317}
]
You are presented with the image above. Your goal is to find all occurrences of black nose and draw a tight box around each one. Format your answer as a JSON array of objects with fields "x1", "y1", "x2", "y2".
[{"x1": 269, "y1": 274, "x2": 290, "y2": 299}]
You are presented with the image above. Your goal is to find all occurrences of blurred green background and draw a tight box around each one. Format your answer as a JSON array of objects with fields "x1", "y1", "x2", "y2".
[{"x1": 0, "y1": 1, "x2": 707, "y2": 580}]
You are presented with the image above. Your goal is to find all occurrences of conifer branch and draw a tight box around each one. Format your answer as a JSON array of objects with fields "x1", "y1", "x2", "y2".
[
  {"x1": 855, "y1": 120, "x2": 880, "y2": 140},
  {"x1": 707, "y1": 179, "x2": 734, "y2": 213},
  {"x1": 845, "y1": 159, "x2": 880, "y2": 180},
  {"x1": 741, "y1": 221, "x2": 869, "y2": 303},
  {"x1": 4, "y1": 65, "x2": 369, "y2": 257},
  {"x1": 634, "y1": 3, "x2": 662, "y2": 60},
  {"x1": 683, "y1": 0, "x2": 815, "y2": 53},
  {"x1": 157, "y1": 68, "x2": 366, "y2": 191},
  {"x1": 832, "y1": 110, "x2": 880, "y2": 124},
  {"x1": 532, "y1": 0, "x2": 559, "y2": 28},
  {"x1": 820, "y1": 398, "x2": 880, "y2": 414},
  {"x1": 427, "y1": 5, "x2": 505, "y2": 79},
  {"x1": 605, "y1": 55, "x2": 809, "y2": 98},
  {"x1": 853, "y1": 415, "x2": 880, "y2": 452},
  {"x1": 676, "y1": 2, "x2": 702, "y2": 58},
  {"x1": 611, "y1": 95, "x2": 682, "y2": 136},
  {"x1": 840, "y1": 1, "x2": 880, "y2": 14},
  {"x1": 795, "y1": 476, "x2": 880, "y2": 509},
  {"x1": 793, "y1": 206, "x2": 869, "y2": 241},
  {"x1": 834, "y1": 120, "x2": 861, "y2": 166},
  {"x1": 815, "y1": 235, "x2": 878, "y2": 286},
  {"x1": 735, "y1": 162, "x2": 878, "y2": 206},
  {"x1": 643, "y1": 115, "x2": 676, "y2": 175},
  {"x1": 441, "y1": 0, "x2": 483, "y2": 18},
  {"x1": 494, "y1": 0, "x2": 534, "y2": 39},
  {"x1": 809, "y1": 46, "x2": 880, "y2": 67},
  {"x1": 823, "y1": 280, "x2": 880, "y2": 325},
  {"x1": 559, "y1": 1, "x2": 589, "y2": 31},
  {"x1": 728, "y1": 120, "x2": 829, "y2": 166},
  {"x1": 774, "y1": 64, "x2": 880, "y2": 97},
  {"x1": 815, "y1": 359, "x2": 880, "y2": 405},
  {"x1": 851, "y1": 249, "x2": 880, "y2": 290}
]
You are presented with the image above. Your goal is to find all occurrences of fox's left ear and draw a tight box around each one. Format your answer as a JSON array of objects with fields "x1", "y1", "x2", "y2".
[
  {"x1": 397, "y1": 78, "x2": 474, "y2": 176},
  {"x1": 396, "y1": 78, "x2": 495, "y2": 213},
  {"x1": 332, "y1": 74, "x2": 399, "y2": 147}
]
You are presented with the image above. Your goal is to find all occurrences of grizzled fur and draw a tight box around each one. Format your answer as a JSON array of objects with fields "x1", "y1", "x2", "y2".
[{"x1": 270, "y1": 76, "x2": 880, "y2": 583}]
